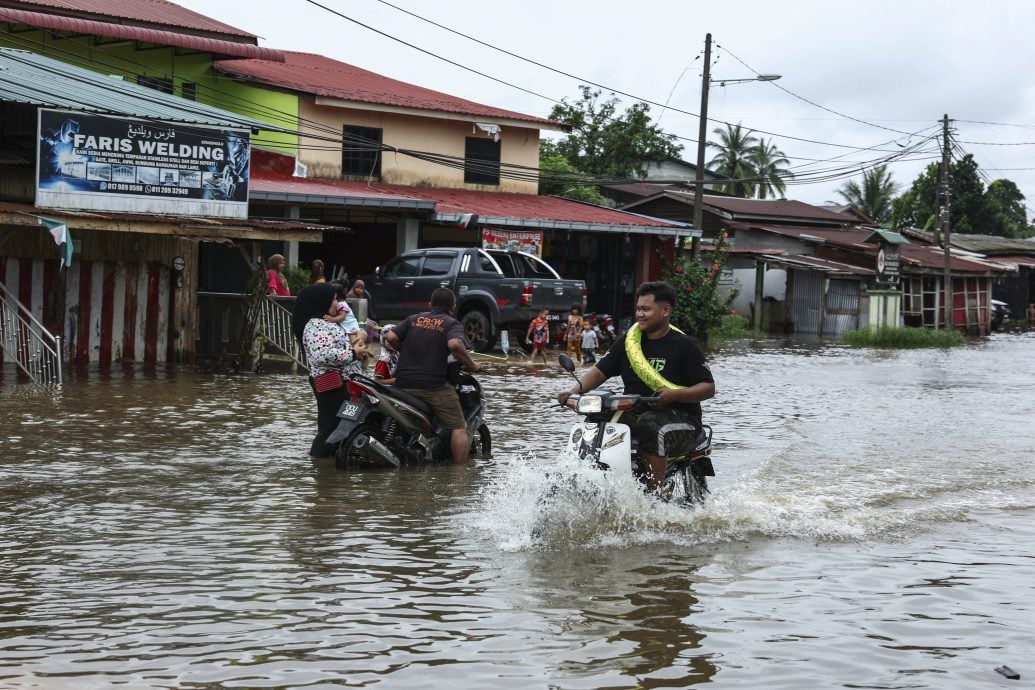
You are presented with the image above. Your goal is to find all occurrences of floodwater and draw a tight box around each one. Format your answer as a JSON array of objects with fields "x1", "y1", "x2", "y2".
[{"x1": 1, "y1": 334, "x2": 1033, "y2": 689}]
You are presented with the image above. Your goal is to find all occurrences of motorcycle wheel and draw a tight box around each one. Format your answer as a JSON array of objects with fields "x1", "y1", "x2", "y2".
[
  {"x1": 470, "y1": 423, "x2": 492, "y2": 458},
  {"x1": 679, "y1": 463, "x2": 708, "y2": 506},
  {"x1": 334, "y1": 423, "x2": 377, "y2": 470}
]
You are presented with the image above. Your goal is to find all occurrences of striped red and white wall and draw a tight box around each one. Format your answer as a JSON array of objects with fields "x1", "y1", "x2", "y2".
[{"x1": 1, "y1": 256, "x2": 176, "y2": 363}]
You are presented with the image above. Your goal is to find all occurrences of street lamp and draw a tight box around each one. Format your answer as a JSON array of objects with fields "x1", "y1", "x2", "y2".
[{"x1": 690, "y1": 33, "x2": 780, "y2": 258}]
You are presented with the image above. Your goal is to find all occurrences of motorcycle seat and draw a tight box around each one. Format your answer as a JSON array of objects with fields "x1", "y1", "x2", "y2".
[{"x1": 381, "y1": 385, "x2": 434, "y2": 418}]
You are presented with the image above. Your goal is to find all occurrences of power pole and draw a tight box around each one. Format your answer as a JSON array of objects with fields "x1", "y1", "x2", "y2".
[
  {"x1": 939, "y1": 114, "x2": 952, "y2": 330},
  {"x1": 690, "y1": 32, "x2": 712, "y2": 260}
]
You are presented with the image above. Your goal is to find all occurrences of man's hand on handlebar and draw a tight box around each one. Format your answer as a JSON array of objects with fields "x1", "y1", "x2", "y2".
[
  {"x1": 557, "y1": 390, "x2": 575, "y2": 406},
  {"x1": 654, "y1": 388, "x2": 681, "y2": 407}
]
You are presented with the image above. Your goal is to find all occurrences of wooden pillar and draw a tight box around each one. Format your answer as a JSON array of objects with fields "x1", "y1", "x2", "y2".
[{"x1": 753, "y1": 260, "x2": 765, "y2": 331}]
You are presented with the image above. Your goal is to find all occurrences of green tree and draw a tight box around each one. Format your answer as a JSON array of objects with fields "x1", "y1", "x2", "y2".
[
  {"x1": 537, "y1": 140, "x2": 606, "y2": 204},
  {"x1": 985, "y1": 179, "x2": 1031, "y2": 238},
  {"x1": 837, "y1": 164, "x2": 899, "y2": 224},
  {"x1": 660, "y1": 230, "x2": 737, "y2": 344},
  {"x1": 891, "y1": 154, "x2": 1027, "y2": 237},
  {"x1": 548, "y1": 86, "x2": 682, "y2": 178},
  {"x1": 707, "y1": 123, "x2": 758, "y2": 197},
  {"x1": 750, "y1": 137, "x2": 794, "y2": 199}
]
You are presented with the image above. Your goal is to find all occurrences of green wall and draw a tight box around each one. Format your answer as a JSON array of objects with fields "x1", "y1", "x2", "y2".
[{"x1": 0, "y1": 27, "x2": 299, "y2": 153}]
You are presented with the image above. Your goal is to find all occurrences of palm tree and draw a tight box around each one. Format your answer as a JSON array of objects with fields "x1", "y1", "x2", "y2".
[
  {"x1": 837, "y1": 165, "x2": 899, "y2": 224},
  {"x1": 749, "y1": 137, "x2": 794, "y2": 199},
  {"x1": 707, "y1": 123, "x2": 758, "y2": 197}
]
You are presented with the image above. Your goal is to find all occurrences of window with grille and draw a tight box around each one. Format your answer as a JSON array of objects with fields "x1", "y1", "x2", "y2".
[
  {"x1": 137, "y1": 76, "x2": 173, "y2": 94},
  {"x1": 464, "y1": 137, "x2": 501, "y2": 185},
  {"x1": 181, "y1": 82, "x2": 198, "y2": 101},
  {"x1": 342, "y1": 125, "x2": 382, "y2": 178}
]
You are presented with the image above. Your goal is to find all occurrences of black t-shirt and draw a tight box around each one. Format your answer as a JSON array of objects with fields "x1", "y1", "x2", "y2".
[
  {"x1": 393, "y1": 307, "x2": 465, "y2": 390},
  {"x1": 596, "y1": 328, "x2": 714, "y2": 424}
]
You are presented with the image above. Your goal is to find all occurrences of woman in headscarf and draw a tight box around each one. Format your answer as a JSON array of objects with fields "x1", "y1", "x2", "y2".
[
  {"x1": 266, "y1": 254, "x2": 291, "y2": 296},
  {"x1": 309, "y1": 258, "x2": 326, "y2": 284},
  {"x1": 292, "y1": 283, "x2": 355, "y2": 459}
]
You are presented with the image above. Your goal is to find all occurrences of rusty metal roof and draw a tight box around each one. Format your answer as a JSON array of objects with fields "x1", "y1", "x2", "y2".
[
  {"x1": 0, "y1": 7, "x2": 283, "y2": 61},
  {"x1": 2, "y1": 0, "x2": 256, "y2": 38},
  {"x1": 0, "y1": 200, "x2": 346, "y2": 240},
  {"x1": 0, "y1": 48, "x2": 278, "y2": 129},
  {"x1": 624, "y1": 190, "x2": 858, "y2": 225},
  {"x1": 251, "y1": 173, "x2": 691, "y2": 236},
  {"x1": 214, "y1": 51, "x2": 564, "y2": 129}
]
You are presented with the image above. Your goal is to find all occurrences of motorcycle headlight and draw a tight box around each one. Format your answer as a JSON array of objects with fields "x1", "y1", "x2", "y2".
[{"x1": 576, "y1": 395, "x2": 603, "y2": 414}]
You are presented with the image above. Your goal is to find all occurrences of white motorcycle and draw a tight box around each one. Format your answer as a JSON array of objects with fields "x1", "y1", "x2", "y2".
[{"x1": 558, "y1": 354, "x2": 713, "y2": 505}]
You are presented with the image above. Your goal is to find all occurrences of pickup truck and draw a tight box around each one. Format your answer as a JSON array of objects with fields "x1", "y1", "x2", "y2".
[{"x1": 363, "y1": 247, "x2": 586, "y2": 352}]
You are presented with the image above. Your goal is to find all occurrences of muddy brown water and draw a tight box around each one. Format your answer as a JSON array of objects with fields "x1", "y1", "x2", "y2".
[{"x1": 1, "y1": 334, "x2": 1033, "y2": 688}]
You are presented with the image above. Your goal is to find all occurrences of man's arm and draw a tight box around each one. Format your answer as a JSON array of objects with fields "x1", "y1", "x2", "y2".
[
  {"x1": 657, "y1": 381, "x2": 715, "y2": 407},
  {"x1": 447, "y1": 337, "x2": 481, "y2": 373},
  {"x1": 557, "y1": 365, "x2": 607, "y2": 405},
  {"x1": 384, "y1": 329, "x2": 401, "y2": 350}
]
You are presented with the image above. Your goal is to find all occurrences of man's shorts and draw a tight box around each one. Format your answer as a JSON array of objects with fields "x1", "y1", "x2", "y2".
[
  {"x1": 401, "y1": 384, "x2": 466, "y2": 430},
  {"x1": 623, "y1": 406, "x2": 701, "y2": 458}
]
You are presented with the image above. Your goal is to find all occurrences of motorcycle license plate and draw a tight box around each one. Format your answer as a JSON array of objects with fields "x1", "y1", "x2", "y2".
[{"x1": 339, "y1": 401, "x2": 363, "y2": 420}]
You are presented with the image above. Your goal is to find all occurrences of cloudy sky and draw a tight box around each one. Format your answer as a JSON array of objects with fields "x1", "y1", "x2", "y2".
[{"x1": 178, "y1": 0, "x2": 1035, "y2": 210}]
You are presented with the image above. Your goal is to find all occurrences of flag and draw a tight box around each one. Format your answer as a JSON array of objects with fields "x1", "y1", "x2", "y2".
[
  {"x1": 456, "y1": 213, "x2": 479, "y2": 229},
  {"x1": 41, "y1": 217, "x2": 73, "y2": 271}
]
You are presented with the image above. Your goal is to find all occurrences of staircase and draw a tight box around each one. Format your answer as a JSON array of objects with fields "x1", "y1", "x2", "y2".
[
  {"x1": 256, "y1": 296, "x2": 308, "y2": 371},
  {"x1": 0, "y1": 280, "x2": 63, "y2": 385}
]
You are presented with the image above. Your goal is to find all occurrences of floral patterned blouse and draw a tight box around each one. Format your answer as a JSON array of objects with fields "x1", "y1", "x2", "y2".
[{"x1": 302, "y1": 319, "x2": 356, "y2": 377}]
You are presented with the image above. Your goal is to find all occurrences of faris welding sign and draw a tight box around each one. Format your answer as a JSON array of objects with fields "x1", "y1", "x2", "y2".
[{"x1": 36, "y1": 109, "x2": 250, "y2": 219}]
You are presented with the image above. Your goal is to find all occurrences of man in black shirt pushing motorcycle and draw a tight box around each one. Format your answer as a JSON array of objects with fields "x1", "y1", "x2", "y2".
[{"x1": 558, "y1": 281, "x2": 715, "y2": 492}]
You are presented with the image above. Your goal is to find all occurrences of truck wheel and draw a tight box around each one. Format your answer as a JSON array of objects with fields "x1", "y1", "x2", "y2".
[{"x1": 461, "y1": 310, "x2": 496, "y2": 352}]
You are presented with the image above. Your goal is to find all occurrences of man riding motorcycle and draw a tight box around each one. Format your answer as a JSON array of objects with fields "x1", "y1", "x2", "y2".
[
  {"x1": 384, "y1": 288, "x2": 481, "y2": 464},
  {"x1": 558, "y1": 281, "x2": 715, "y2": 492}
]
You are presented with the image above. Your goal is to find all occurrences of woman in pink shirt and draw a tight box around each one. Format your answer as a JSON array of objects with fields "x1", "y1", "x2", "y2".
[{"x1": 266, "y1": 254, "x2": 291, "y2": 296}]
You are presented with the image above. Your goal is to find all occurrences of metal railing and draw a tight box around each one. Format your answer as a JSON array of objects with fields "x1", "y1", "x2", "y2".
[
  {"x1": 0, "y1": 280, "x2": 63, "y2": 385},
  {"x1": 256, "y1": 295, "x2": 308, "y2": 371}
]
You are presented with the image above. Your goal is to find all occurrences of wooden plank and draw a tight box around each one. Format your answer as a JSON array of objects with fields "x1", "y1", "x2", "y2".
[
  {"x1": 99, "y1": 261, "x2": 115, "y2": 363},
  {"x1": 88, "y1": 260, "x2": 104, "y2": 362},
  {"x1": 64, "y1": 262, "x2": 79, "y2": 361},
  {"x1": 75, "y1": 260, "x2": 91, "y2": 362},
  {"x1": 122, "y1": 261, "x2": 139, "y2": 362},
  {"x1": 111, "y1": 262, "x2": 126, "y2": 361},
  {"x1": 155, "y1": 264, "x2": 169, "y2": 363},
  {"x1": 134, "y1": 262, "x2": 148, "y2": 362},
  {"x1": 144, "y1": 262, "x2": 160, "y2": 364}
]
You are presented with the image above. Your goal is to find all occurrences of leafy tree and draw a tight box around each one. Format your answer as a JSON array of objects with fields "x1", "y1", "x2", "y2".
[
  {"x1": 538, "y1": 140, "x2": 606, "y2": 204},
  {"x1": 750, "y1": 137, "x2": 794, "y2": 199},
  {"x1": 891, "y1": 154, "x2": 1029, "y2": 237},
  {"x1": 707, "y1": 123, "x2": 758, "y2": 197},
  {"x1": 547, "y1": 86, "x2": 682, "y2": 178},
  {"x1": 985, "y1": 179, "x2": 1031, "y2": 238},
  {"x1": 837, "y1": 164, "x2": 899, "y2": 224},
  {"x1": 660, "y1": 230, "x2": 737, "y2": 344}
]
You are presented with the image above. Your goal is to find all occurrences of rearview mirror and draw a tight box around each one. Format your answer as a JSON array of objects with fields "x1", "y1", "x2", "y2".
[{"x1": 558, "y1": 354, "x2": 576, "y2": 372}]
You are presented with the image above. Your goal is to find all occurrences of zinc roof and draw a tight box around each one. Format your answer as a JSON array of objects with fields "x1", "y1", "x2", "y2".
[
  {"x1": 214, "y1": 51, "x2": 564, "y2": 129},
  {"x1": 2, "y1": 0, "x2": 256, "y2": 38},
  {"x1": 0, "y1": 7, "x2": 282, "y2": 61},
  {"x1": 0, "y1": 48, "x2": 279, "y2": 130}
]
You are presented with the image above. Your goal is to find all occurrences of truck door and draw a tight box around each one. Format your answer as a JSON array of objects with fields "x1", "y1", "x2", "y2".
[
  {"x1": 407, "y1": 250, "x2": 459, "y2": 311},
  {"x1": 373, "y1": 253, "x2": 422, "y2": 320}
]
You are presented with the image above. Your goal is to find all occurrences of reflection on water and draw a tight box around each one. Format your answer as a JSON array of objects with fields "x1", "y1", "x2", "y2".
[{"x1": 1, "y1": 334, "x2": 1033, "y2": 688}]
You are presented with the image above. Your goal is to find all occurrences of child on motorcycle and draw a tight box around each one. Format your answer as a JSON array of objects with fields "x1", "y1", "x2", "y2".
[{"x1": 374, "y1": 324, "x2": 399, "y2": 385}]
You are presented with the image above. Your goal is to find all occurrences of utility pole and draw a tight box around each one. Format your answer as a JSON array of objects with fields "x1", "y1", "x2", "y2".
[
  {"x1": 939, "y1": 114, "x2": 952, "y2": 330},
  {"x1": 690, "y1": 32, "x2": 712, "y2": 260}
]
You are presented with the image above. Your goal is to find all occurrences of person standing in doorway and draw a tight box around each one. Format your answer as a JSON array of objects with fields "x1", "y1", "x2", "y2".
[{"x1": 266, "y1": 254, "x2": 291, "y2": 296}]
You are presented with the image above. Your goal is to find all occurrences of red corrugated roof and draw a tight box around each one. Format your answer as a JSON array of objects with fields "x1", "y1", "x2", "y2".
[
  {"x1": 214, "y1": 51, "x2": 562, "y2": 128},
  {"x1": 251, "y1": 173, "x2": 682, "y2": 229},
  {"x1": 986, "y1": 255, "x2": 1035, "y2": 268},
  {"x1": 732, "y1": 222, "x2": 1013, "y2": 274},
  {"x1": 4, "y1": 0, "x2": 255, "y2": 38},
  {"x1": 0, "y1": 7, "x2": 283, "y2": 61},
  {"x1": 626, "y1": 190, "x2": 857, "y2": 224}
]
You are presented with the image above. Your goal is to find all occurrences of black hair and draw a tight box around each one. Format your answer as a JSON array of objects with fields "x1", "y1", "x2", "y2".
[
  {"x1": 570, "y1": 303, "x2": 582, "y2": 314},
  {"x1": 431, "y1": 287, "x2": 456, "y2": 310},
  {"x1": 635, "y1": 281, "x2": 677, "y2": 308},
  {"x1": 330, "y1": 279, "x2": 348, "y2": 299}
]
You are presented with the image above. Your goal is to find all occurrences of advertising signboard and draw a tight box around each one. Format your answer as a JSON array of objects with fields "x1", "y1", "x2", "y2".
[
  {"x1": 37, "y1": 109, "x2": 250, "y2": 219},
  {"x1": 481, "y1": 228, "x2": 543, "y2": 257}
]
